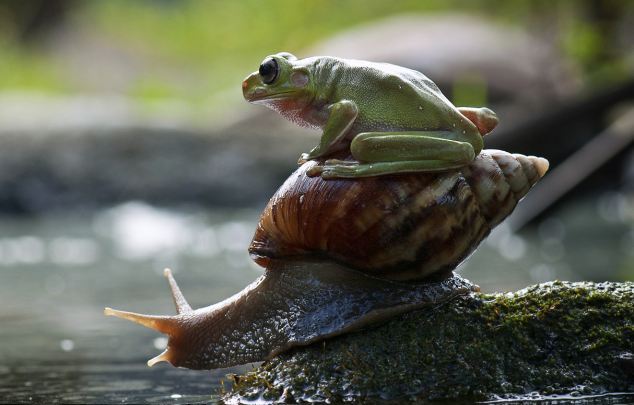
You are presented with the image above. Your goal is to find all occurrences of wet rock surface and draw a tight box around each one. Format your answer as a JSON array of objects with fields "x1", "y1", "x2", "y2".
[{"x1": 225, "y1": 281, "x2": 634, "y2": 403}]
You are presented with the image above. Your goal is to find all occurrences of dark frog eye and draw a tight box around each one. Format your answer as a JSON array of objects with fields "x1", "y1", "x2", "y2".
[{"x1": 259, "y1": 58, "x2": 279, "y2": 84}]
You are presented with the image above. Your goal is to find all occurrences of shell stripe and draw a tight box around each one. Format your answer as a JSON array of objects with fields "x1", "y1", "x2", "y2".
[
  {"x1": 249, "y1": 150, "x2": 547, "y2": 281},
  {"x1": 361, "y1": 174, "x2": 461, "y2": 270}
]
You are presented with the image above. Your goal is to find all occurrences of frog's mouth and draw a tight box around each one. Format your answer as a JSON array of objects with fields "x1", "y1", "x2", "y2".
[
  {"x1": 245, "y1": 91, "x2": 295, "y2": 103},
  {"x1": 242, "y1": 86, "x2": 286, "y2": 102},
  {"x1": 242, "y1": 71, "x2": 297, "y2": 103}
]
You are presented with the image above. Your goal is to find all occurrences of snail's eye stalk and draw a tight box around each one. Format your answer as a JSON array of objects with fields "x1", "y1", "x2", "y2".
[{"x1": 259, "y1": 58, "x2": 279, "y2": 84}]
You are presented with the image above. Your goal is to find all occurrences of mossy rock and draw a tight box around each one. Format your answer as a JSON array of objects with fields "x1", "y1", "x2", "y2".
[{"x1": 224, "y1": 281, "x2": 634, "y2": 403}]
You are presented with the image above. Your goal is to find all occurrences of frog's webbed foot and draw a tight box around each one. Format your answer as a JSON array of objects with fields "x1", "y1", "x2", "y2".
[
  {"x1": 306, "y1": 160, "x2": 362, "y2": 178},
  {"x1": 319, "y1": 160, "x2": 468, "y2": 179}
]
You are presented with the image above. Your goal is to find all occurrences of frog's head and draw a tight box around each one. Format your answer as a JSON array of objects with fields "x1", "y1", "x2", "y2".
[{"x1": 242, "y1": 52, "x2": 314, "y2": 111}]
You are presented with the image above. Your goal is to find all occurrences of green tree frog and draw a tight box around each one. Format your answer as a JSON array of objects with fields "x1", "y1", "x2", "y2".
[{"x1": 242, "y1": 52, "x2": 498, "y2": 179}]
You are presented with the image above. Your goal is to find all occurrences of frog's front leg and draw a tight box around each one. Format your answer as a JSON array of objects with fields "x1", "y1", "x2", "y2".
[
  {"x1": 298, "y1": 100, "x2": 358, "y2": 165},
  {"x1": 310, "y1": 131, "x2": 478, "y2": 179}
]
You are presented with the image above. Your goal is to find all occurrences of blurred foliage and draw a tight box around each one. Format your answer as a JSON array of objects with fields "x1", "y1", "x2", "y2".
[
  {"x1": 81, "y1": 0, "x2": 455, "y2": 103},
  {"x1": 0, "y1": 48, "x2": 68, "y2": 92},
  {"x1": 0, "y1": 0, "x2": 631, "y2": 104}
]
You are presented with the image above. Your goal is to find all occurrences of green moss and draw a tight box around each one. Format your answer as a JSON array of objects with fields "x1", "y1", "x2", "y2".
[{"x1": 225, "y1": 281, "x2": 634, "y2": 402}]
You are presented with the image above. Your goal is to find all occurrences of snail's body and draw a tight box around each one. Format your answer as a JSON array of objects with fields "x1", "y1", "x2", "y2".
[
  {"x1": 108, "y1": 260, "x2": 474, "y2": 370},
  {"x1": 105, "y1": 149, "x2": 548, "y2": 370}
]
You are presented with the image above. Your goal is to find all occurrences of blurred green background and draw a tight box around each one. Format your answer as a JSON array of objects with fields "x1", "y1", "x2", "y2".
[
  {"x1": 1, "y1": 0, "x2": 632, "y2": 104},
  {"x1": 0, "y1": 1, "x2": 632, "y2": 403}
]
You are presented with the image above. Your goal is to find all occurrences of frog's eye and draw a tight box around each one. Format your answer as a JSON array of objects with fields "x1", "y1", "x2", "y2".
[{"x1": 259, "y1": 58, "x2": 279, "y2": 85}]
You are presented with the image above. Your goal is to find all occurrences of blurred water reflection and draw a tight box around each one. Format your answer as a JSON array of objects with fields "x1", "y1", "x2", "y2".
[
  {"x1": 0, "y1": 196, "x2": 631, "y2": 403},
  {"x1": 461, "y1": 192, "x2": 633, "y2": 290},
  {"x1": 0, "y1": 203, "x2": 262, "y2": 404}
]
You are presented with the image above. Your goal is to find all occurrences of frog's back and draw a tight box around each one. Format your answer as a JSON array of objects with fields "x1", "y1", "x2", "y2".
[{"x1": 309, "y1": 56, "x2": 472, "y2": 133}]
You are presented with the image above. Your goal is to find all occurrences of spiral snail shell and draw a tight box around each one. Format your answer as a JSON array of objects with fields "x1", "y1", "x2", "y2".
[{"x1": 104, "y1": 149, "x2": 547, "y2": 370}]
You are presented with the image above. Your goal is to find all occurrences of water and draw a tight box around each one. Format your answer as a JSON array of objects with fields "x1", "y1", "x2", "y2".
[
  {"x1": 0, "y1": 196, "x2": 631, "y2": 404},
  {"x1": 0, "y1": 202, "x2": 261, "y2": 404}
]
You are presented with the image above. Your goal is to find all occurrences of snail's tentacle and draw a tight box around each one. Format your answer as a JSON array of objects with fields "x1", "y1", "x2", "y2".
[
  {"x1": 103, "y1": 307, "x2": 192, "y2": 367},
  {"x1": 163, "y1": 268, "x2": 192, "y2": 314},
  {"x1": 147, "y1": 349, "x2": 171, "y2": 367},
  {"x1": 103, "y1": 308, "x2": 179, "y2": 335},
  {"x1": 104, "y1": 270, "x2": 194, "y2": 367}
]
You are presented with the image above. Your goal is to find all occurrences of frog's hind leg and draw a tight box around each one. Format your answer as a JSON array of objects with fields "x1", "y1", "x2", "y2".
[
  {"x1": 308, "y1": 131, "x2": 474, "y2": 179},
  {"x1": 317, "y1": 131, "x2": 476, "y2": 179},
  {"x1": 351, "y1": 131, "x2": 476, "y2": 163}
]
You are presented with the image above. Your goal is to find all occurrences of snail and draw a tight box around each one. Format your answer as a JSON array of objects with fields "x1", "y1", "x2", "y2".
[{"x1": 104, "y1": 149, "x2": 548, "y2": 370}]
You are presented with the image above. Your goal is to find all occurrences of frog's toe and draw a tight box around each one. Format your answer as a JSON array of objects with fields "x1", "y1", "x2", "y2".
[
  {"x1": 298, "y1": 153, "x2": 311, "y2": 165},
  {"x1": 320, "y1": 169, "x2": 337, "y2": 179},
  {"x1": 306, "y1": 165, "x2": 324, "y2": 177},
  {"x1": 300, "y1": 151, "x2": 325, "y2": 165},
  {"x1": 324, "y1": 159, "x2": 358, "y2": 166},
  {"x1": 320, "y1": 163, "x2": 360, "y2": 179}
]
